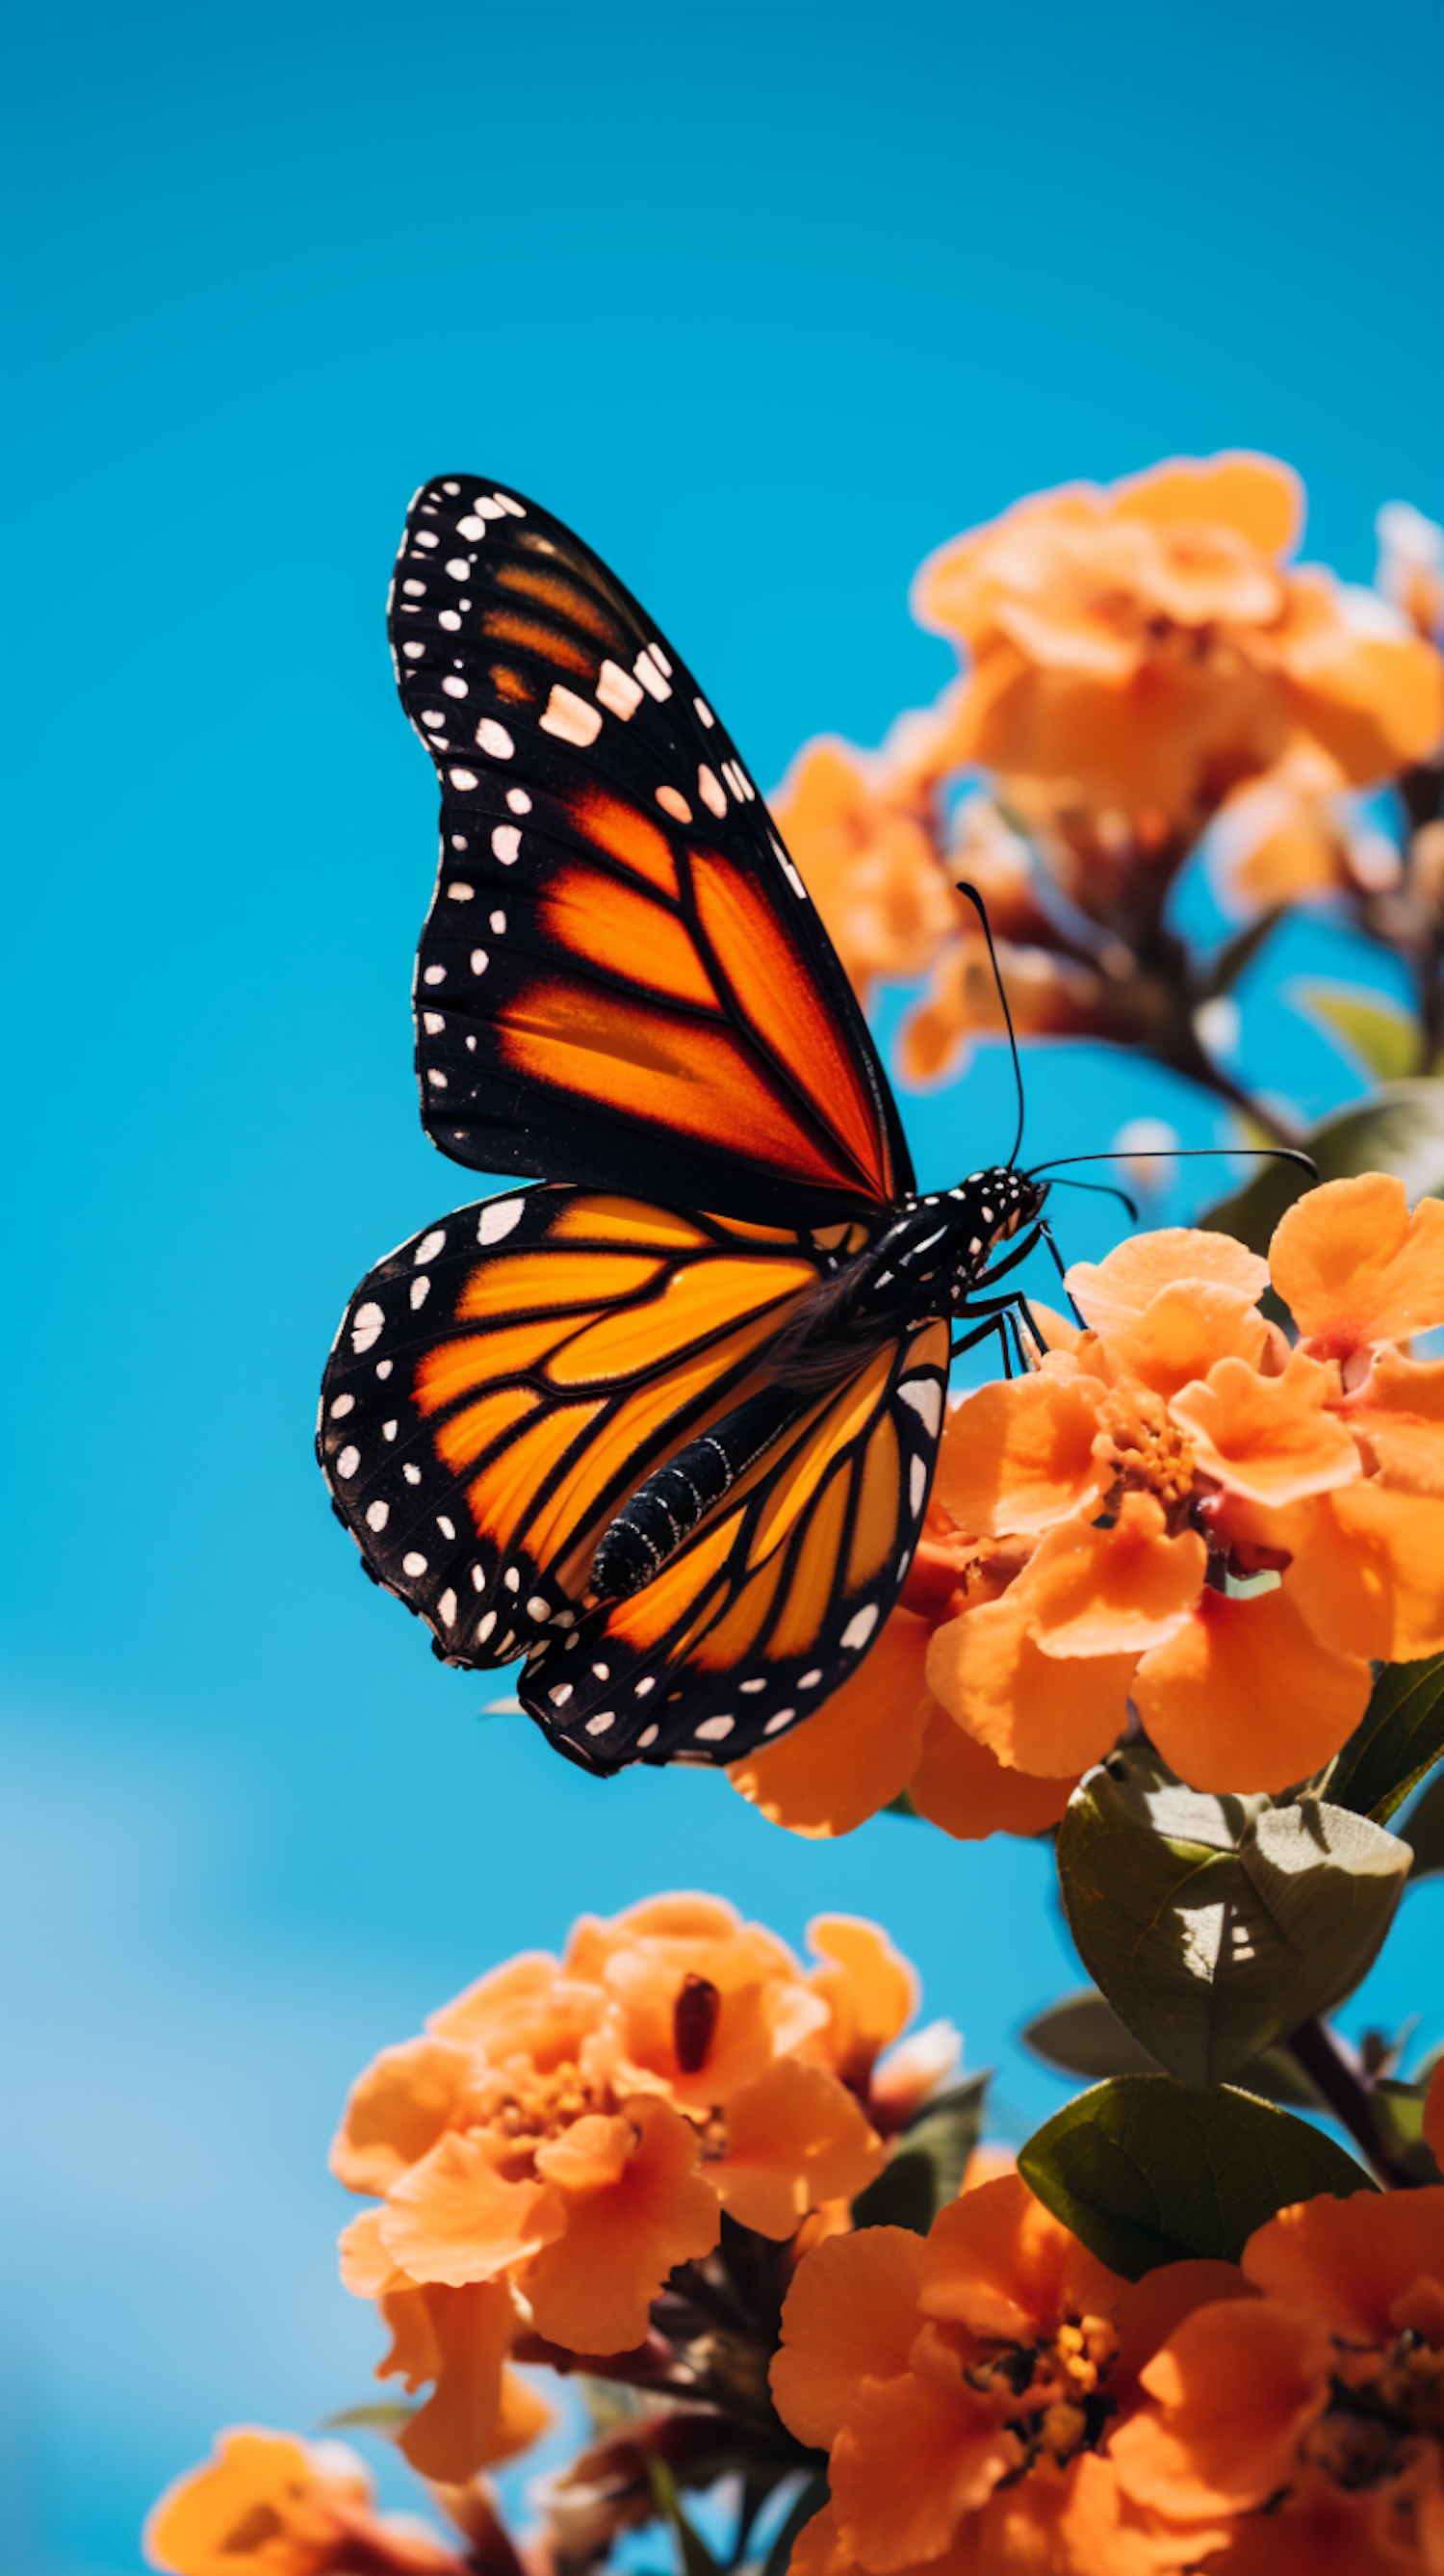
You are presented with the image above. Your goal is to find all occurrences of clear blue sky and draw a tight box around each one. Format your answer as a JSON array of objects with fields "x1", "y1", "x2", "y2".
[{"x1": 2, "y1": 5, "x2": 1441, "y2": 2569}]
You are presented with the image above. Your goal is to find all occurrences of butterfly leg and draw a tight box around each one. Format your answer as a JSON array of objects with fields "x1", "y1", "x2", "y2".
[
  {"x1": 950, "y1": 1312, "x2": 1017, "y2": 1376},
  {"x1": 1039, "y1": 1218, "x2": 1085, "y2": 1324}
]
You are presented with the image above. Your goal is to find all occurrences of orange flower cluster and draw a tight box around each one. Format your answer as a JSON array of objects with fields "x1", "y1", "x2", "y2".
[
  {"x1": 770, "y1": 455, "x2": 1444, "y2": 1086},
  {"x1": 1110, "y1": 2183, "x2": 1444, "y2": 2571},
  {"x1": 332, "y1": 1898, "x2": 929, "y2": 2478},
  {"x1": 734, "y1": 1175, "x2": 1444, "y2": 1828},
  {"x1": 927, "y1": 1174, "x2": 1444, "y2": 1794},
  {"x1": 772, "y1": 2172, "x2": 1444, "y2": 2576},
  {"x1": 144, "y1": 2428, "x2": 468, "y2": 2576}
]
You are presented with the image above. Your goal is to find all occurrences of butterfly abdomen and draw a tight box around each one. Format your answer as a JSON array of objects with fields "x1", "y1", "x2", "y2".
[{"x1": 589, "y1": 1381, "x2": 803, "y2": 1602}]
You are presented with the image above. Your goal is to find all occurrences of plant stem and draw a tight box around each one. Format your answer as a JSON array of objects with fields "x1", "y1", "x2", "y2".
[{"x1": 1283, "y1": 2017, "x2": 1417, "y2": 2188}]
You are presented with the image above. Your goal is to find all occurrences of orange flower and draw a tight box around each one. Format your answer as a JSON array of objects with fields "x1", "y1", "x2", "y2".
[
  {"x1": 1110, "y1": 2186, "x2": 1444, "y2": 2571},
  {"x1": 914, "y1": 455, "x2": 1444, "y2": 848},
  {"x1": 771, "y1": 2172, "x2": 1247, "y2": 2576},
  {"x1": 924, "y1": 1179, "x2": 1444, "y2": 1795},
  {"x1": 143, "y1": 2428, "x2": 467, "y2": 2576},
  {"x1": 331, "y1": 1897, "x2": 890, "y2": 2475},
  {"x1": 728, "y1": 1561, "x2": 1081, "y2": 1841},
  {"x1": 770, "y1": 738, "x2": 959, "y2": 1002}
]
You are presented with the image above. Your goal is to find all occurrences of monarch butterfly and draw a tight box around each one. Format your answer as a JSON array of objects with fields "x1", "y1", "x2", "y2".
[{"x1": 317, "y1": 479, "x2": 1304, "y2": 1776}]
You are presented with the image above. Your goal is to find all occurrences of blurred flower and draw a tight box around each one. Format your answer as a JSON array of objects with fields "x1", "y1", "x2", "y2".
[
  {"x1": 1109, "y1": 2186, "x2": 1444, "y2": 2571},
  {"x1": 1110, "y1": 1116, "x2": 1180, "y2": 1205},
  {"x1": 914, "y1": 455, "x2": 1444, "y2": 851},
  {"x1": 1378, "y1": 501, "x2": 1444, "y2": 643},
  {"x1": 331, "y1": 1898, "x2": 892, "y2": 2476},
  {"x1": 1207, "y1": 742, "x2": 1407, "y2": 914},
  {"x1": 143, "y1": 2429, "x2": 466, "y2": 2576},
  {"x1": 769, "y1": 738, "x2": 957, "y2": 1002},
  {"x1": 770, "y1": 2172, "x2": 1245, "y2": 2576},
  {"x1": 925, "y1": 1178, "x2": 1444, "y2": 1794}
]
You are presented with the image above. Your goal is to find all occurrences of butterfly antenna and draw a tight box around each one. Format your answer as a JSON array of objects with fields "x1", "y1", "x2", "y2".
[
  {"x1": 956, "y1": 881, "x2": 1026, "y2": 1167},
  {"x1": 1027, "y1": 1146, "x2": 1319, "y2": 1183},
  {"x1": 1044, "y1": 1174, "x2": 1140, "y2": 1221}
]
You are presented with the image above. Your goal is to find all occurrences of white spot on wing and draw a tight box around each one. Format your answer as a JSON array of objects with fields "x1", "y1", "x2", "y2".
[
  {"x1": 402, "y1": 1551, "x2": 428, "y2": 1576},
  {"x1": 698, "y1": 766, "x2": 727, "y2": 818},
  {"x1": 351, "y1": 1301, "x2": 384, "y2": 1353},
  {"x1": 478, "y1": 1198, "x2": 524, "y2": 1244},
  {"x1": 695, "y1": 1714, "x2": 735, "y2": 1742},
  {"x1": 910, "y1": 1453, "x2": 928, "y2": 1514},
  {"x1": 492, "y1": 825, "x2": 520, "y2": 863},
  {"x1": 415, "y1": 1229, "x2": 447, "y2": 1264},
  {"x1": 841, "y1": 1603, "x2": 879, "y2": 1652},
  {"x1": 657, "y1": 786, "x2": 692, "y2": 824},
  {"x1": 597, "y1": 659, "x2": 643, "y2": 718},
  {"x1": 540, "y1": 686, "x2": 603, "y2": 746},
  {"x1": 410, "y1": 1276, "x2": 431, "y2": 1311},
  {"x1": 336, "y1": 1445, "x2": 360, "y2": 1478},
  {"x1": 637, "y1": 1723, "x2": 659, "y2": 1748},
  {"x1": 898, "y1": 1378, "x2": 943, "y2": 1438},
  {"x1": 365, "y1": 1500, "x2": 389, "y2": 1531},
  {"x1": 477, "y1": 718, "x2": 513, "y2": 758}
]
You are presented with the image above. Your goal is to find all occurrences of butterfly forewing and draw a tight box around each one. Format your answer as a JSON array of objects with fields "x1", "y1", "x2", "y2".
[
  {"x1": 319, "y1": 1185, "x2": 857, "y2": 1668},
  {"x1": 519, "y1": 1317, "x2": 950, "y2": 1773},
  {"x1": 392, "y1": 478, "x2": 913, "y2": 1225}
]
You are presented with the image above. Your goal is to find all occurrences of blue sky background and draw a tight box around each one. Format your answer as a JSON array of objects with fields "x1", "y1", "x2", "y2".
[{"x1": 2, "y1": 4, "x2": 1442, "y2": 2569}]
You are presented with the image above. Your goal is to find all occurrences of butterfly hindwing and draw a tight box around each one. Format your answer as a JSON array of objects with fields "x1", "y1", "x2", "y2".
[
  {"x1": 392, "y1": 478, "x2": 914, "y2": 1225},
  {"x1": 318, "y1": 1185, "x2": 862, "y2": 1670},
  {"x1": 520, "y1": 1316, "x2": 950, "y2": 1774}
]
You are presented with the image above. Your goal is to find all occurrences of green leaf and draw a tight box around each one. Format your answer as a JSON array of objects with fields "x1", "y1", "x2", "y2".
[
  {"x1": 762, "y1": 2475, "x2": 830, "y2": 2576},
  {"x1": 647, "y1": 2458, "x2": 724, "y2": 2576},
  {"x1": 1019, "y1": 2074, "x2": 1374, "y2": 2279},
  {"x1": 1055, "y1": 1751, "x2": 1409, "y2": 2089},
  {"x1": 1326, "y1": 1657, "x2": 1444, "y2": 1823},
  {"x1": 1403, "y1": 1767, "x2": 1444, "y2": 1881},
  {"x1": 1293, "y1": 981, "x2": 1422, "y2": 1083},
  {"x1": 850, "y1": 2073, "x2": 989, "y2": 2234},
  {"x1": 1370, "y1": 2076, "x2": 1444, "y2": 2184},
  {"x1": 1021, "y1": 1986, "x2": 1325, "y2": 2107},
  {"x1": 884, "y1": 1788, "x2": 921, "y2": 1819},
  {"x1": 1204, "y1": 908, "x2": 1287, "y2": 1000},
  {"x1": 1201, "y1": 1078, "x2": 1444, "y2": 1253}
]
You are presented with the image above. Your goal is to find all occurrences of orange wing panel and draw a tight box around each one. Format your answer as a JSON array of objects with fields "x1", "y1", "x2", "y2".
[
  {"x1": 539, "y1": 866, "x2": 720, "y2": 1015},
  {"x1": 690, "y1": 848, "x2": 893, "y2": 1202},
  {"x1": 563, "y1": 787, "x2": 679, "y2": 898},
  {"x1": 466, "y1": 1399, "x2": 606, "y2": 1550},
  {"x1": 763, "y1": 1470, "x2": 853, "y2": 1660},
  {"x1": 498, "y1": 979, "x2": 862, "y2": 1190},
  {"x1": 547, "y1": 1201, "x2": 713, "y2": 1250},
  {"x1": 686, "y1": 1548, "x2": 786, "y2": 1673},
  {"x1": 604, "y1": 1507, "x2": 745, "y2": 1653},
  {"x1": 845, "y1": 1414, "x2": 901, "y2": 1593},
  {"x1": 746, "y1": 1351, "x2": 896, "y2": 1568},
  {"x1": 435, "y1": 1384, "x2": 540, "y2": 1473},
  {"x1": 457, "y1": 1249, "x2": 660, "y2": 1323},
  {"x1": 493, "y1": 561, "x2": 624, "y2": 648},
  {"x1": 546, "y1": 1257, "x2": 814, "y2": 1388},
  {"x1": 481, "y1": 610, "x2": 593, "y2": 677},
  {"x1": 415, "y1": 1314, "x2": 605, "y2": 1415}
]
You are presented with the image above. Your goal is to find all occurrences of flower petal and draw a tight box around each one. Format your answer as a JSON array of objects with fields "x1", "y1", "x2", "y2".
[
  {"x1": 828, "y1": 2371, "x2": 1017, "y2": 2572},
  {"x1": 727, "y1": 1606, "x2": 933, "y2": 1837},
  {"x1": 928, "y1": 1588, "x2": 1136, "y2": 1778},
  {"x1": 1346, "y1": 1350, "x2": 1444, "y2": 1496},
  {"x1": 1269, "y1": 1174, "x2": 1444, "y2": 1356},
  {"x1": 521, "y1": 2094, "x2": 718, "y2": 2355},
  {"x1": 1171, "y1": 1349, "x2": 1360, "y2": 1505},
  {"x1": 1068, "y1": 1230, "x2": 1270, "y2": 1334},
  {"x1": 381, "y1": 2277, "x2": 520, "y2": 2485},
  {"x1": 935, "y1": 1372, "x2": 1107, "y2": 1535},
  {"x1": 1113, "y1": 2297, "x2": 1332, "y2": 2518},
  {"x1": 772, "y1": 2225, "x2": 927, "y2": 2446},
  {"x1": 1025, "y1": 1494, "x2": 1206, "y2": 1658},
  {"x1": 919, "y1": 2171, "x2": 1128, "y2": 2341},
  {"x1": 329, "y1": 2037, "x2": 478, "y2": 2197},
  {"x1": 712, "y1": 2057, "x2": 883, "y2": 2238},
  {"x1": 1242, "y1": 2187, "x2": 1444, "y2": 2347},
  {"x1": 808, "y1": 1916, "x2": 918, "y2": 2085},
  {"x1": 1096, "y1": 1282, "x2": 1271, "y2": 1401},
  {"x1": 380, "y1": 2132, "x2": 565, "y2": 2287},
  {"x1": 908, "y1": 1693, "x2": 1078, "y2": 1838},
  {"x1": 1133, "y1": 1584, "x2": 1371, "y2": 1793}
]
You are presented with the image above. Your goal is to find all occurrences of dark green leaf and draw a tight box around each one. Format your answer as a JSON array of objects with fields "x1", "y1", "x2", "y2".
[
  {"x1": 1056, "y1": 1752, "x2": 1409, "y2": 2088},
  {"x1": 1019, "y1": 2074, "x2": 1374, "y2": 2279},
  {"x1": 1404, "y1": 1769, "x2": 1444, "y2": 1881},
  {"x1": 762, "y1": 2475, "x2": 830, "y2": 2576},
  {"x1": 850, "y1": 2073, "x2": 989, "y2": 2234},
  {"x1": 884, "y1": 1789, "x2": 921, "y2": 1819},
  {"x1": 1200, "y1": 1078, "x2": 1444, "y2": 1253},
  {"x1": 1021, "y1": 1985, "x2": 1326, "y2": 2107},
  {"x1": 1203, "y1": 907, "x2": 1286, "y2": 1000},
  {"x1": 1327, "y1": 1658, "x2": 1444, "y2": 1824}
]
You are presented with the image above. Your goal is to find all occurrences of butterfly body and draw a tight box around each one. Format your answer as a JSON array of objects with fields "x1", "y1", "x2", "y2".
[{"x1": 321, "y1": 476, "x2": 1055, "y2": 1777}]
